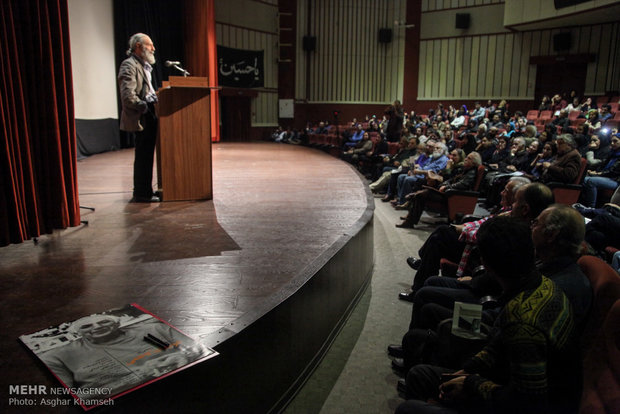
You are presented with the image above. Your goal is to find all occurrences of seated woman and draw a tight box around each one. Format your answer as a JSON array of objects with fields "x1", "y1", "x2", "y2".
[
  {"x1": 449, "y1": 107, "x2": 467, "y2": 130},
  {"x1": 529, "y1": 141, "x2": 557, "y2": 180},
  {"x1": 485, "y1": 136, "x2": 510, "y2": 170},
  {"x1": 584, "y1": 108, "x2": 602, "y2": 132},
  {"x1": 585, "y1": 133, "x2": 611, "y2": 168},
  {"x1": 580, "y1": 134, "x2": 620, "y2": 207},
  {"x1": 396, "y1": 152, "x2": 482, "y2": 228}
]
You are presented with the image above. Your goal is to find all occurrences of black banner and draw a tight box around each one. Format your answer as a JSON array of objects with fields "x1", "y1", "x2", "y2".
[{"x1": 217, "y1": 45, "x2": 264, "y2": 88}]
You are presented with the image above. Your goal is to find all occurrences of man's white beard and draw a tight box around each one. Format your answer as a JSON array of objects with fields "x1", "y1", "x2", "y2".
[
  {"x1": 431, "y1": 150, "x2": 443, "y2": 159},
  {"x1": 141, "y1": 46, "x2": 156, "y2": 65}
]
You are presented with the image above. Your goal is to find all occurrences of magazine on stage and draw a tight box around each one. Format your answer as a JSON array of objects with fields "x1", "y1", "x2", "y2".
[{"x1": 19, "y1": 303, "x2": 218, "y2": 410}]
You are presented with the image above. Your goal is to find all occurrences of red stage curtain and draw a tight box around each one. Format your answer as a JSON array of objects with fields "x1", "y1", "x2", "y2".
[{"x1": 0, "y1": 0, "x2": 80, "y2": 247}]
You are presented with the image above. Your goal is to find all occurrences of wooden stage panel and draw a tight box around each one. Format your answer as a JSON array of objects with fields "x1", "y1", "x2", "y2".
[{"x1": 0, "y1": 142, "x2": 374, "y2": 413}]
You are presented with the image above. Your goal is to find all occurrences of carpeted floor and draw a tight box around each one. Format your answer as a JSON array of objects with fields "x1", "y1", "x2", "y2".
[{"x1": 284, "y1": 196, "x2": 437, "y2": 414}]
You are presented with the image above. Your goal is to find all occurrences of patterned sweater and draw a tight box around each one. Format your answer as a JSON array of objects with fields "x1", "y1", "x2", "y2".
[{"x1": 462, "y1": 275, "x2": 576, "y2": 413}]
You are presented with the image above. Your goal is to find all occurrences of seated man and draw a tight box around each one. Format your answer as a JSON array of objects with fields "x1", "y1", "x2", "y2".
[
  {"x1": 341, "y1": 132, "x2": 372, "y2": 165},
  {"x1": 397, "y1": 177, "x2": 532, "y2": 302},
  {"x1": 343, "y1": 123, "x2": 365, "y2": 148},
  {"x1": 369, "y1": 137, "x2": 417, "y2": 192},
  {"x1": 390, "y1": 182, "x2": 555, "y2": 369},
  {"x1": 382, "y1": 141, "x2": 430, "y2": 202},
  {"x1": 531, "y1": 204, "x2": 592, "y2": 330},
  {"x1": 392, "y1": 142, "x2": 449, "y2": 208},
  {"x1": 540, "y1": 133, "x2": 582, "y2": 184},
  {"x1": 396, "y1": 216, "x2": 580, "y2": 414},
  {"x1": 392, "y1": 200, "x2": 591, "y2": 388},
  {"x1": 395, "y1": 151, "x2": 482, "y2": 228}
]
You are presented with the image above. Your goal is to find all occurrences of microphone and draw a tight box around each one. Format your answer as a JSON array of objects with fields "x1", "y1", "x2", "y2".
[{"x1": 165, "y1": 60, "x2": 190, "y2": 77}]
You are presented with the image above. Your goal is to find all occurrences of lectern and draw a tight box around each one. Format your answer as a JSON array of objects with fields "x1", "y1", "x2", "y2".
[{"x1": 156, "y1": 76, "x2": 212, "y2": 201}]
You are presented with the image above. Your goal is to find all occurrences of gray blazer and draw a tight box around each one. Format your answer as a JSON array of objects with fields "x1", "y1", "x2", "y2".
[{"x1": 118, "y1": 55, "x2": 150, "y2": 132}]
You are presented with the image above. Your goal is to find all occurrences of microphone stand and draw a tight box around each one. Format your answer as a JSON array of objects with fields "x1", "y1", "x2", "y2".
[{"x1": 171, "y1": 64, "x2": 190, "y2": 77}]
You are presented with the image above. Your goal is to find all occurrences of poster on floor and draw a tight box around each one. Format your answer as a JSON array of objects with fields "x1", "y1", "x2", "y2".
[{"x1": 19, "y1": 303, "x2": 218, "y2": 410}]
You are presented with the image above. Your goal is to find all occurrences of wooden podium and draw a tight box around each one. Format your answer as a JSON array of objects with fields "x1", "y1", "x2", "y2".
[{"x1": 156, "y1": 76, "x2": 212, "y2": 201}]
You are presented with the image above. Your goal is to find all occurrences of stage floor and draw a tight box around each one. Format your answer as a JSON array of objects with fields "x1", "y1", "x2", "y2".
[{"x1": 0, "y1": 142, "x2": 372, "y2": 410}]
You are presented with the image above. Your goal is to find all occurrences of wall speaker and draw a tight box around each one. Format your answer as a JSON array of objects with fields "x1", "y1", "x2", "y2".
[
  {"x1": 302, "y1": 36, "x2": 316, "y2": 52},
  {"x1": 554, "y1": 0, "x2": 589, "y2": 9},
  {"x1": 455, "y1": 13, "x2": 470, "y2": 29},
  {"x1": 378, "y1": 28, "x2": 392, "y2": 43},
  {"x1": 553, "y1": 32, "x2": 571, "y2": 51}
]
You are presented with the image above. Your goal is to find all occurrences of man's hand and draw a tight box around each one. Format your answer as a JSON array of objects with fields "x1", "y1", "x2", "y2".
[
  {"x1": 438, "y1": 375, "x2": 467, "y2": 403},
  {"x1": 452, "y1": 223, "x2": 464, "y2": 234}
]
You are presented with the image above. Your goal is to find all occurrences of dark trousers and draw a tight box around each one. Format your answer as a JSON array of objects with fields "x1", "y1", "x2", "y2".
[
  {"x1": 407, "y1": 189, "x2": 447, "y2": 225},
  {"x1": 398, "y1": 364, "x2": 490, "y2": 414},
  {"x1": 133, "y1": 106, "x2": 157, "y2": 199},
  {"x1": 413, "y1": 225, "x2": 465, "y2": 291},
  {"x1": 386, "y1": 171, "x2": 408, "y2": 198},
  {"x1": 410, "y1": 277, "x2": 478, "y2": 330}
]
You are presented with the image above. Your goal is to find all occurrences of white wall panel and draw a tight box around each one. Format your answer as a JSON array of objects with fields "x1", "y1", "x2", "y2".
[
  {"x1": 418, "y1": 21, "x2": 620, "y2": 100},
  {"x1": 68, "y1": 0, "x2": 117, "y2": 119},
  {"x1": 295, "y1": 0, "x2": 406, "y2": 104}
]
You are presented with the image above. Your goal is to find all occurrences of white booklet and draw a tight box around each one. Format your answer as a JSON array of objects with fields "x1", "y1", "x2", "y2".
[{"x1": 451, "y1": 301, "x2": 484, "y2": 339}]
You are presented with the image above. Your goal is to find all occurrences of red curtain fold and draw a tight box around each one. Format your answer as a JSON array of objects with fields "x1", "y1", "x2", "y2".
[{"x1": 0, "y1": 0, "x2": 80, "y2": 247}]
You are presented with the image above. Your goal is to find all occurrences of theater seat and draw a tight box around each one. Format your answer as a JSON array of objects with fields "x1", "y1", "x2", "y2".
[
  {"x1": 423, "y1": 165, "x2": 487, "y2": 223},
  {"x1": 577, "y1": 256, "x2": 620, "y2": 414},
  {"x1": 579, "y1": 298, "x2": 620, "y2": 414},
  {"x1": 526, "y1": 109, "x2": 539, "y2": 121},
  {"x1": 547, "y1": 157, "x2": 587, "y2": 205}
]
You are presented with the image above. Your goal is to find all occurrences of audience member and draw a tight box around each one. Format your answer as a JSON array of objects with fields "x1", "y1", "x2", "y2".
[
  {"x1": 341, "y1": 132, "x2": 372, "y2": 164},
  {"x1": 395, "y1": 152, "x2": 482, "y2": 228},
  {"x1": 585, "y1": 133, "x2": 611, "y2": 168},
  {"x1": 396, "y1": 178, "x2": 542, "y2": 303},
  {"x1": 469, "y1": 102, "x2": 485, "y2": 125},
  {"x1": 539, "y1": 133, "x2": 581, "y2": 184},
  {"x1": 392, "y1": 142, "x2": 448, "y2": 208},
  {"x1": 580, "y1": 133, "x2": 620, "y2": 207},
  {"x1": 385, "y1": 100, "x2": 405, "y2": 142},
  {"x1": 396, "y1": 216, "x2": 579, "y2": 414},
  {"x1": 370, "y1": 138, "x2": 418, "y2": 192},
  {"x1": 529, "y1": 141, "x2": 557, "y2": 179},
  {"x1": 382, "y1": 141, "x2": 431, "y2": 202}
]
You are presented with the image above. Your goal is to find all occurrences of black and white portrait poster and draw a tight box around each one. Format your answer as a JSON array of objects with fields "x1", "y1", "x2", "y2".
[
  {"x1": 217, "y1": 45, "x2": 264, "y2": 88},
  {"x1": 19, "y1": 304, "x2": 217, "y2": 410}
]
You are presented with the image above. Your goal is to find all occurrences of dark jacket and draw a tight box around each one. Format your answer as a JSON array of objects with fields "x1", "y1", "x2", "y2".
[
  {"x1": 597, "y1": 149, "x2": 620, "y2": 183},
  {"x1": 443, "y1": 166, "x2": 479, "y2": 191},
  {"x1": 542, "y1": 148, "x2": 581, "y2": 184}
]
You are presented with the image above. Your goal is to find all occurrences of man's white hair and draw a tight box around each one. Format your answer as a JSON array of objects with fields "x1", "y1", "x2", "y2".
[{"x1": 127, "y1": 33, "x2": 148, "y2": 56}]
